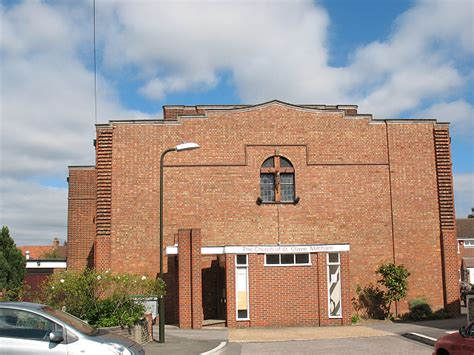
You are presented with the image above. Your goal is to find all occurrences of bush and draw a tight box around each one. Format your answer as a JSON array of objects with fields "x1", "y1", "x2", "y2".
[
  {"x1": 88, "y1": 297, "x2": 145, "y2": 328},
  {"x1": 40, "y1": 269, "x2": 165, "y2": 327},
  {"x1": 432, "y1": 308, "x2": 450, "y2": 320},
  {"x1": 352, "y1": 284, "x2": 386, "y2": 320},
  {"x1": 408, "y1": 298, "x2": 433, "y2": 321},
  {"x1": 351, "y1": 314, "x2": 361, "y2": 324}
]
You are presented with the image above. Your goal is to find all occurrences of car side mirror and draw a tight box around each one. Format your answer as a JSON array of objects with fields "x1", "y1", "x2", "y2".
[
  {"x1": 49, "y1": 330, "x2": 64, "y2": 343},
  {"x1": 459, "y1": 326, "x2": 466, "y2": 337}
]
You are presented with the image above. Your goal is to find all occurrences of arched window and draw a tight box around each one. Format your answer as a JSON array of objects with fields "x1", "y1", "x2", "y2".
[{"x1": 260, "y1": 156, "x2": 295, "y2": 202}]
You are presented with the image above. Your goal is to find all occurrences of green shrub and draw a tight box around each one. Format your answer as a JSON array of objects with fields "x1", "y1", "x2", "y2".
[
  {"x1": 352, "y1": 284, "x2": 386, "y2": 320},
  {"x1": 40, "y1": 269, "x2": 165, "y2": 327},
  {"x1": 408, "y1": 298, "x2": 433, "y2": 321},
  {"x1": 88, "y1": 297, "x2": 145, "y2": 328},
  {"x1": 432, "y1": 308, "x2": 450, "y2": 320},
  {"x1": 351, "y1": 314, "x2": 361, "y2": 324}
]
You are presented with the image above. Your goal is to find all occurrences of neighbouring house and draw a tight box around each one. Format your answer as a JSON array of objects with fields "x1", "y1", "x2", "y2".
[
  {"x1": 67, "y1": 100, "x2": 458, "y2": 328},
  {"x1": 457, "y1": 212, "x2": 474, "y2": 284},
  {"x1": 18, "y1": 238, "x2": 67, "y2": 296}
]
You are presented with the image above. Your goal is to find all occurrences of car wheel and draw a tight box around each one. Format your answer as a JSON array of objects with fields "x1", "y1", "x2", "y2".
[{"x1": 437, "y1": 348, "x2": 449, "y2": 355}]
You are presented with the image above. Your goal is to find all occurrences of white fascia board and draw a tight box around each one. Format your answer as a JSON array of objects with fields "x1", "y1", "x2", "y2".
[
  {"x1": 223, "y1": 244, "x2": 350, "y2": 254},
  {"x1": 168, "y1": 244, "x2": 350, "y2": 255},
  {"x1": 26, "y1": 261, "x2": 67, "y2": 269},
  {"x1": 166, "y1": 246, "x2": 178, "y2": 255}
]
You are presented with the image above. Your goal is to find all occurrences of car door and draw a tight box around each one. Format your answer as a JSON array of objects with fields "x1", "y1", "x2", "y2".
[{"x1": 0, "y1": 308, "x2": 68, "y2": 355}]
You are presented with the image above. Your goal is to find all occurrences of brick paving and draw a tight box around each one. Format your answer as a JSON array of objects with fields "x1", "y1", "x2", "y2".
[{"x1": 228, "y1": 325, "x2": 391, "y2": 343}]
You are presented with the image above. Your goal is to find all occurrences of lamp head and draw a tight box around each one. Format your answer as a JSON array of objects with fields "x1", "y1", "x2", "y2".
[{"x1": 175, "y1": 142, "x2": 200, "y2": 152}]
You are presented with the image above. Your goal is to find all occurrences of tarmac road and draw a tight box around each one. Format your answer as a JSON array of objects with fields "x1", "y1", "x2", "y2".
[{"x1": 221, "y1": 335, "x2": 432, "y2": 355}]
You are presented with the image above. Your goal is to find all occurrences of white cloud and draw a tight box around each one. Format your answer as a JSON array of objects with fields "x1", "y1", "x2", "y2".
[
  {"x1": 99, "y1": 0, "x2": 343, "y2": 103},
  {"x1": 98, "y1": 0, "x2": 473, "y2": 116},
  {"x1": 417, "y1": 100, "x2": 474, "y2": 138},
  {"x1": 0, "y1": 178, "x2": 67, "y2": 246},
  {"x1": 1, "y1": 0, "x2": 473, "y2": 245},
  {"x1": 454, "y1": 173, "x2": 474, "y2": 219},
  {"x1": 0, "y1": 1, "x2": 151, "y2": 244}
]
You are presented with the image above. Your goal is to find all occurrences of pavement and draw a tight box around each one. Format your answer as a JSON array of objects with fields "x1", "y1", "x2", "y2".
[
  {"x1": 143, "y1": 315, "x2": 469, "y2": 354},
  {"x1": 145, "y1": 325, "x2": 227, "y2": 355}
]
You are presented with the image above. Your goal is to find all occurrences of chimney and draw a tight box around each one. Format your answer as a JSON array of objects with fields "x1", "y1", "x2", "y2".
[
  {"x1": 25, "y1": 250, "x2": 30, "y2": 260},
  {"x1": 53, "y1": 237, "x2": 60, "y2": 249}
]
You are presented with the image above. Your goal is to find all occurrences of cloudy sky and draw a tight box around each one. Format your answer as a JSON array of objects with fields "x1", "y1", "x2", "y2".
[{"x1": 1, "y1": 0, "x2": 473, "y2": 246}]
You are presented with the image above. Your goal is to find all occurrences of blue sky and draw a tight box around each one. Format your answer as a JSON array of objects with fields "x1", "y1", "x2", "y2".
[{"x1": 1, "y1": 0, "x2": 473, "y2": 245}]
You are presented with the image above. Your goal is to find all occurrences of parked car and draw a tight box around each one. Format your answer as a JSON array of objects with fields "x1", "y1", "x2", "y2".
[
  {"x1": 433, "y1": 322, "x2": 474, "y2": 355},
  {"x1": 0, "y1": 302, "x2": 145, "y2": 354}
]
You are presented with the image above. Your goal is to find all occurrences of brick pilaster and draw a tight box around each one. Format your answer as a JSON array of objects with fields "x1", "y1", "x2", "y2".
[
  {"x1": 94, "y1": 126, "x2": 113, "y2": 271},
  {"x1": 177, "y1": 229, "x2": 202, "y2": 328},
  {"x1": 341, "y1": 251, "x2": 351, "y2": 325},
  {"x1": 191, "y1": 229, "x2": 203, "y2": 329},
  {"x1": 434, "y1": 126, "x2": 460, "y2": 315},
  {"x1": 225, "y1": 254, "x2": 236, "y2": 328},
  {"x1": 178, "y1": 229, "x2": 192, "y2": 328}
]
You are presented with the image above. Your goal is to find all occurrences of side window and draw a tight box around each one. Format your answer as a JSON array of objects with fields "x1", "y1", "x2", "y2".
[
  {"x1": 0, "y1": 308, "x2": 61, "y2": 341},
  {"x1": 259, "y1": 156, "x2": 295, "y2": 203},
  {"x1": 327, "y1": 253, "x2": 342, "y2": 318},
  {"x1": 469, "y1": 324, "x2": 474, "y2": 337}
]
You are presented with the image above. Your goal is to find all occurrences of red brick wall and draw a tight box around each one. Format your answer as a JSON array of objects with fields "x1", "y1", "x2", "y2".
[
  {"x1": 387, "y1": 123, "x2": 445, "y2": 313},
  {"x1": 67, "y1": 167, "x2": 96, "y2": 270},
  {"x1": 248, "y1": 253, "x2": 319, "y2": 327},
  {"x1": 69, "y1": 101, "x2": 457, "y2": 318},
  {"x1": 224, "y1": 251, "x2": 351, "y2": 328}
]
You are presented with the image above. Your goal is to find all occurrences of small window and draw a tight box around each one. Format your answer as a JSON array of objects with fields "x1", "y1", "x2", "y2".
[
  {"x1": 280, "y1": 174, "x2": 295, "y2": 202},
  {"x1": 281, "y1": 254, "x2": 294, "y2": 264},
  {"x1": 259, "y1": 156, "x2": 295, "y2": 203},
  {"x1": 327, "y1": 253, "x2": 342, "y2": 318},
  {"x1": 266, "y1": 254, "x2": 279, "y2": 264},
  {"x1": 235, "y1": 255, "x2": 249, "y2": 320},
  {"x1": 260, "y1": 174, "x2": 275, "y2": 202},
  {"x1": 265, "y1": 253, "x2": 311, "y2": 266},
  {"x1": 236, "y1": 255, "x2": 248, "y2": 265},
  {"x1": 262, "y1": 157, "x2": 274, "y2": 168},
  {"x1": 296, "y1": 254, "x2": 309, "y2": 264},
  {"x1": 465, "y1": 240, "x2": 474, "y2": 248},
  {"x1": 328, "y1": 253, "x2": 340, "y2": 264}
]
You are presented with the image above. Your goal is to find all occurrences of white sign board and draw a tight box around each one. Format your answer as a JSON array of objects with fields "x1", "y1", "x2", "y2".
[{"x1": 166, "y1": 244, "x2": 350, "y2": 255}]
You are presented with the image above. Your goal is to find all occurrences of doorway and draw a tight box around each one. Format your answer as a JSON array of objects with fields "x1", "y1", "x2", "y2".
[{"x1": 202, "y1": 255, "x2": 226, "y2": 326}]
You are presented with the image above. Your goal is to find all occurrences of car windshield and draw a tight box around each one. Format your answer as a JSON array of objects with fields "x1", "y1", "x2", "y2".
[{"x1": 41, "y1": 306, "x2": 97, "y2": 336}]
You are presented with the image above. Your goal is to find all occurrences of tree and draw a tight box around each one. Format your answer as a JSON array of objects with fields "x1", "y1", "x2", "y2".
[
  {"x1": 0, "y1": 226, "x2": 26, "y2": 300},
  {"x1": 376, "y1": 263, "x2": 410, "y2": 319}
]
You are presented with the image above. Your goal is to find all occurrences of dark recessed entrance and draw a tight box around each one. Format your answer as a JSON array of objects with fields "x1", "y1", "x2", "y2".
[{"x1": 202, "y1": 255, "x2": 226, "y2": 326}]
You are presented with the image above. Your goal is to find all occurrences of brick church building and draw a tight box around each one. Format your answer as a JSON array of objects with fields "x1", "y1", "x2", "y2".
[{"x1": 67, "y1": 100, "x2": 459, "y2": 328}]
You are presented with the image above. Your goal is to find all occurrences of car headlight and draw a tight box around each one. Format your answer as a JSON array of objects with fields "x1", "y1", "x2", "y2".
[{"x1": 101, "y1": 342, "x2": 132, "y2": 355}]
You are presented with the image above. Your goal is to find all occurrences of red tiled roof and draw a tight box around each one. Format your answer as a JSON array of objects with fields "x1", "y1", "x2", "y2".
[
  {"x1": 457, "y1": 219, "x2": 474, "y2": 239},
  {"x1": 18, "y1": 245, "x2": 67, "y2": 260}
]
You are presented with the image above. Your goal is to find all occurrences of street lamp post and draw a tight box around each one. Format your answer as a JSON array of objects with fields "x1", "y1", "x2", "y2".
[{"x1": 159, "y1": 142, "x2": 200, "y2": 343}]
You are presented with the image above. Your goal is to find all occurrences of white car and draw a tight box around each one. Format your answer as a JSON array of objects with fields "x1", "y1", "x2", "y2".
[{"x1": 0, "y1": 302, "x2": 145, "y2": 355}]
